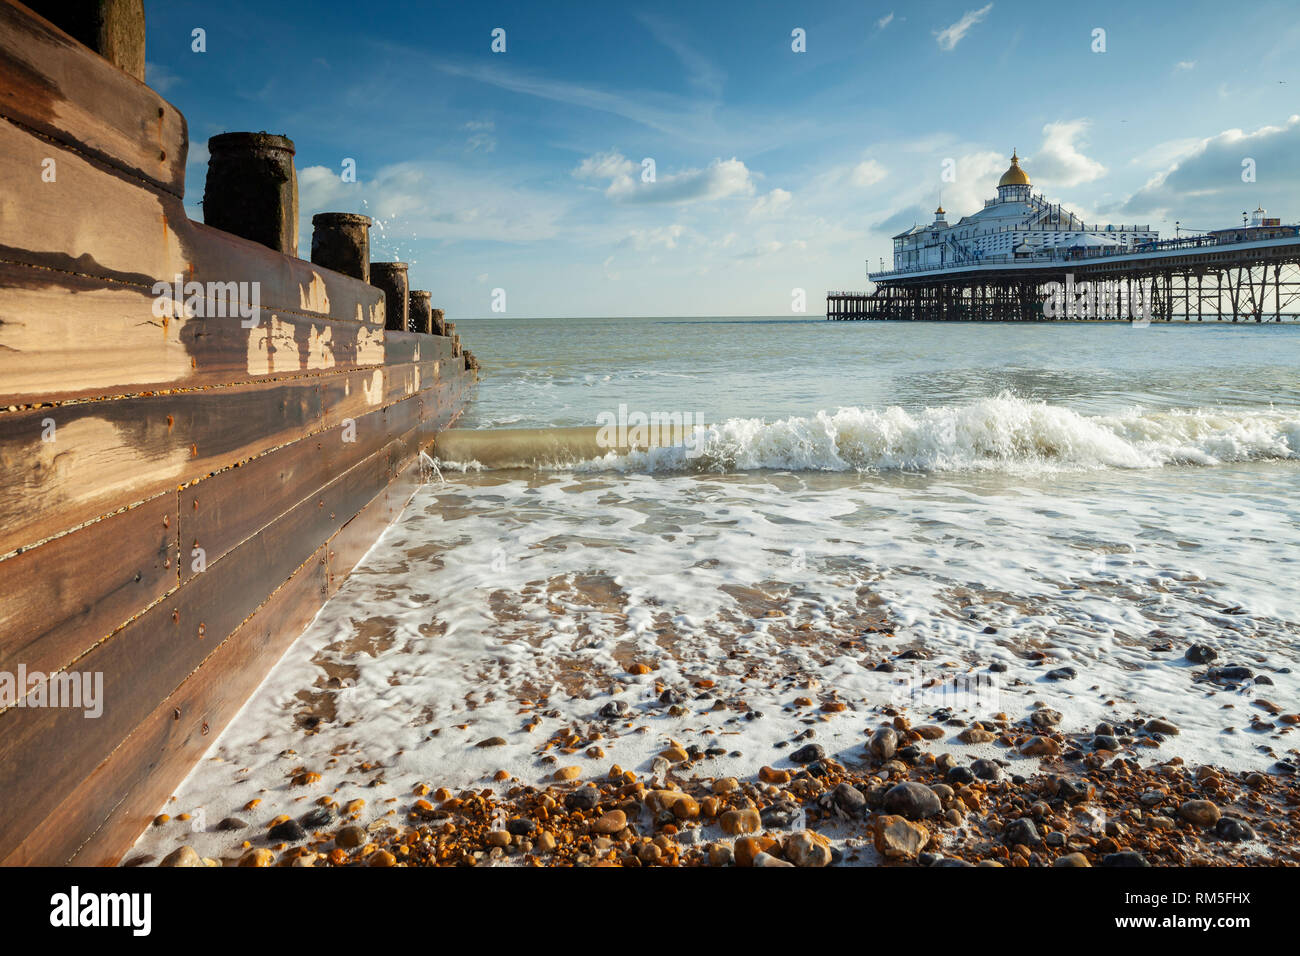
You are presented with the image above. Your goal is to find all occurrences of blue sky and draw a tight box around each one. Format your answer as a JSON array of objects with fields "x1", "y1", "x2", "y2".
[{"x1": 145, "y1": 0, "x2": 1300, "y2": 317}]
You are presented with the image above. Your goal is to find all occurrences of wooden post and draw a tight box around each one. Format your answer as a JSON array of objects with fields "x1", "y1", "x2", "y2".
[
  {"x1": 25, "y1": 0, "x2": 145, "y2": 81},
  {"x1": 311, "y1": 213, "x2": 372, "y2": 283},
  {"x1": 408, "y1": 290, "x2": 433, "y2": 334},
  {"x1": 203, "y1": 133, "x2": 299, "y2": 256},
  {"x1": 370, "y1": 262, "x2": 409, "y2": 332},
  {"x1": 430, "y1": 308, "x2": 447, "y2": 337}
]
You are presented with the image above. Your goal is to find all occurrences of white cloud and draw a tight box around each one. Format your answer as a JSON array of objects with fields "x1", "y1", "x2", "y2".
[
  {"x1": 574, "y1": 151, "x2": 636, "y2": 183},
  {"x1": 877, "y1": 12, "x2": 895, "y2": 30},
  {"x1": 297, "y1": 160, "x2": 567, "y2": 247},
  {"x1": 1174, "y1": 60, "x2": 1196, "y2": 72},
  {"x1": 935, "y1": 4, "x2": 992, "y2": 51},
  {"x1": 748, "y1": 187, "x2": 792, "y2": 219},
  {"x1": 574, "y1": 151, "x2": 756, "y2": 205},
  {"x1": 1028, "y1": 119, "x2": 1106, "y2": 188},
  {"x1": 850, "y1": 159, "x2": 888, "y2": 188},
  {"x1": 1122, "y1": 114, "x2": 1300, "y2": 221},
  {"x1": 621, "y1": 224, "x2": 691, "y2": 250},
  {"x1": 1128, "y1": 137, "x2": 1204, "y2": 169},
  {"x1": 738, "y1": 240, "x2": 786, "y2": 259}
]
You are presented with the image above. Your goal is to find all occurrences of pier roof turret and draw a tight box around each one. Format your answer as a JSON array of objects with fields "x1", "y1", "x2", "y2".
[{"x1": 998, "y1": 150, "x2": 1031, "y2": 187}]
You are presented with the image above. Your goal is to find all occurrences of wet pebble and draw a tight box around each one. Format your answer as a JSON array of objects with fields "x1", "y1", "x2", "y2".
[
  {"x1": 299, "y1": 807, "x2": 333, "y2": 830},
  {"x1": 790, "y1": 743, "x2": 825, "y2": 764},
  {"x1": 267, "y1": 819, "x2": 307, "y2": 843},
  {"x1": 883, "y1": 782, "x2": 942, "y2": 820},
  {"x1": 566, "y1": 787, "x2": 600, "y2": 811},
  {"x1": 832, "y1": 783, "x2": 866, "y2": 814},
  {"x1": 599, "y1": 700, "x2": 629, "y2": 719},
  {"x1": 1002, "y1": 818, "x2": 1041, "y2": 846},
  {"x1": 1214, "y1": 817, "x2": 1255, "y2": 842}
]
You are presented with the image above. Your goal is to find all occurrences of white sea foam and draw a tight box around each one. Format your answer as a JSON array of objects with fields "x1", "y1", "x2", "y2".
[
  {"x1": 128, "y1": 460, "x2": 1300, "y2": 864},
  {"x1": 446, "y1": 395, "x2": 1300, "y2": 475}
]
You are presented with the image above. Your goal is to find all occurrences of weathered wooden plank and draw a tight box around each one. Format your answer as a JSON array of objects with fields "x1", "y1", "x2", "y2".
[
  {"x1": 0, "y1": 261, "x2": 386, "y2": 407},
  {"x1": 0, "y1": 493, "x2": 176, "y2": 687},
  {"x1": 383, "y1": 329, "x2": 430, "y2": 366},
  {"x1": 384, "y1": 359, "x2": 438, "y2": 406},
  {"x1": 386, "y1": 449, "x2": 424, "y2": 520},
  {"x1": 0, "y1": 442, "x2": 394, "y2": 859},
  {"x1": 0, "y1": 377, "x2": 325, "y2": 557},
  {"x1": 423, "y1": 334, "x2": 456, "y2": 364},
  {"x1": 427, "y1": 366, "x2": 476, "y2": 432},
  {"x1": 326, "y1": 484, "x2": 391, "y2": 595},
  {"x1": 317, "y1": 361, "x2": 431, "y2": 433},
  {"x1": 0, "y1": 118, "x2": 386, "y2": 326},
  {"x1": 0, "y1": 113, "x2": 178, "y2": 283},
  {"x1": 181, "y1": 216, "x2": 387, "y2": 329},
  {"x1": 0, "y1": 0, "x2": 187, "y2": 196},
  {"x1": 178, "y1": 393, "x2": 417, "y2": 582},
  {"x1": 3, "y1": 545, "x2": 329, "y2": 867}
]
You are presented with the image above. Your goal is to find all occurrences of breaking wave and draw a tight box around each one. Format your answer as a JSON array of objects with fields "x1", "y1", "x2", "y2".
[{"x1": 438, "y1": 393, "x2": 1300, "y2": 475}]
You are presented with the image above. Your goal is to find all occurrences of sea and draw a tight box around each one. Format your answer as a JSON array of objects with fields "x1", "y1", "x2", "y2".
[{"x1": 129, "y1": 316, "x2": 1300, "y2": 860}]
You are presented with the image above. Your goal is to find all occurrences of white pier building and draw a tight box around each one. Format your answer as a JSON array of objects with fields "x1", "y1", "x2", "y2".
[{"x1": 889, "y1": 151, "x2": 1157, "y2": 273}]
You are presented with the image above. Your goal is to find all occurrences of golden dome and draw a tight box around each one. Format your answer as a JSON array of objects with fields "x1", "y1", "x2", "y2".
[
  {"x1": 998, "y1": 150, "x2": 1031, "y2": 187},
  {"x1": 934, "y1": 205, "x2": 945, "y2": 215}
]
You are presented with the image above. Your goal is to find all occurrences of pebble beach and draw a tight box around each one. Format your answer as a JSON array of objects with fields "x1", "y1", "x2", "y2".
[{"x1": 127, "y1": 319, "x2": 1300, "y2": 869}]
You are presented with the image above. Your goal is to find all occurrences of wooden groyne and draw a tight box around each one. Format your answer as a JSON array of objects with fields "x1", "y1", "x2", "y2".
[{"x1": 0, "y1": 0, "x2": 477, "y2": 864}]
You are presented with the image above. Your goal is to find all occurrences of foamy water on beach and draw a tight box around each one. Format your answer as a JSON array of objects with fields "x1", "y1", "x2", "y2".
[{"x1": 130, "y1": 317, "x2": 1300, "y2": 863}]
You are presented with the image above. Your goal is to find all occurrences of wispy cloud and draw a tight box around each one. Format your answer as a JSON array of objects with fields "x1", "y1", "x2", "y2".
[
  {"x1": 297, "y1": 160, "x2": 570, "y2": 247},
  {"x1": 935, "y1": 3, "x2": 993, "y2": 51},
  {"x1": 636, "y1": 12, "x2": 726, "y2": 98},
  {"x1": 877, "y1": 12, "x2": 895, "y2": 30},
  {"x1": 431, "y1": 59, "x2": 717, "y2": 142},
  {"x1": 463, "y1": 120, "x2": 496, "y2": 153},
  {"x1": 1174, "y1": 60, "x2": 1196, "y2": 72},
  {"x1": 575, "y1": 151, "x2": 756, "y2": 205},
  {"x1": 146, "y1": 60, "x2": 181, "y2": 94}
]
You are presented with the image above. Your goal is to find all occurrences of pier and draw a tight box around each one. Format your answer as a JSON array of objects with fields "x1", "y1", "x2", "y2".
[
  {"x1": 830, "y1": 150, "x2": 1300, "y2": 322},
  {"x1": 828, "y1": 232, "x2": 1300, "y2": 322}
]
